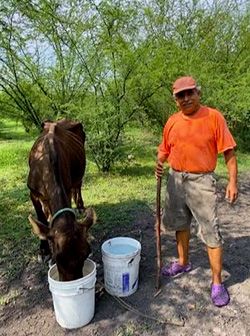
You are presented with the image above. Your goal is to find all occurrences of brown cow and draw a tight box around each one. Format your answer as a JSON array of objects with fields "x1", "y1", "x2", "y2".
[{"x1": 27, "y1": 119, "x2": 96, "y2": 281}]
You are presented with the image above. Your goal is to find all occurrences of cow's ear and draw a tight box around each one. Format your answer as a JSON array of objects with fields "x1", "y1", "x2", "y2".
[
  {"x1": 79, "y1": 207, "x2": 97, "y2": 233},
  {"x1": 28, "y1": 215, "x2": 50, "y2": 240}
]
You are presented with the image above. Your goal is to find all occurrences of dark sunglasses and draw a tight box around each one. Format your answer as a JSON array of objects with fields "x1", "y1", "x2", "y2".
[{"x1": 175, "y1": 89, "x2": 196, "y2": 99}]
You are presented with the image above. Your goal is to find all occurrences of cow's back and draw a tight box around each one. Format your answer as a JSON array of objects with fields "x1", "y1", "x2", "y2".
[{"x1": 27, "y1": 119, "x2": 86, "y2": 202}]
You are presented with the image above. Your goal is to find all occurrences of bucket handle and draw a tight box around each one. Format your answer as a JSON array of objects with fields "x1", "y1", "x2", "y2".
[
  {"x1": 128, "y1": 253, "x2": 140, "y2": 266},
  {"x1": 77, "y1": 286, "x2": 95, "y2": 294},
  {"x1": 128, "y1": 257, "x2": 134, "y2": 266}
]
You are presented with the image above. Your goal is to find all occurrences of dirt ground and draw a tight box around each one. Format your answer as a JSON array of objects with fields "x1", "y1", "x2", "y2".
[{"x1": 1, "y1": 173, "x2": 250, "y2": 336}]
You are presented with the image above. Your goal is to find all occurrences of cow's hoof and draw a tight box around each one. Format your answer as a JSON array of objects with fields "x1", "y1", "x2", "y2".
[
  {"x1": 37, "y1": 253, "x2": 51, "y2": 264},
  {"x1": 43, "y1": 254, "x2": 52, "y2": 263},
  {"x1": 48, "y1": 258, "x2": 55, "y2": 268},
  {"x1": 37, "y1": 254, "x2": 43, "y2": 263}
]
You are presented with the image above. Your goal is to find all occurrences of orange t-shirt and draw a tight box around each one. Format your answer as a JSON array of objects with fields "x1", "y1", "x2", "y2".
[{"x1": 157, "y1": 106, "x2": 236, "y2": 173}]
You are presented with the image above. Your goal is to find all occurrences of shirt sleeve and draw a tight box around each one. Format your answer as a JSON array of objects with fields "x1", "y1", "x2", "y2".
[{"x1": 215, "y1": 112, "x2": 237, "y2": 153}]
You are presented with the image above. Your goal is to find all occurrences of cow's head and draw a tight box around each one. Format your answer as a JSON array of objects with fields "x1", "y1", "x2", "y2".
[{"x1": 28, "y1": 207, "x2": 96, "y2": 281}]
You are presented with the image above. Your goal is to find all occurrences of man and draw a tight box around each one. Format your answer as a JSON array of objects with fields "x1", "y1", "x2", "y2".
[{"x1": 155, "y1": 76, "x2": 238, "y2": 307}]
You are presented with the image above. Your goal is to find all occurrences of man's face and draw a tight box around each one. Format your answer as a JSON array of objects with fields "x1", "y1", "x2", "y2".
[{"x1": 175, "y1": 88, "x2": 200, "y2": 115}]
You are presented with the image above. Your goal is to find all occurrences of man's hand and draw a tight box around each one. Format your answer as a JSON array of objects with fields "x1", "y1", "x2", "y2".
[
  {"x1": 155, "y1": 160, "x2": 164, "y2": 179},
  {"x1": 224, "y1": 148, "x2": 238, "y2": 203},
  {"x1": 225, "y1": 181, "x2": 238, "y2": 203}
]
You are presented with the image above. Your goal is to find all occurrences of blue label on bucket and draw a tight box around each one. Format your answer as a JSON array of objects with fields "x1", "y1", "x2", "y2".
[{"x1": 122, "y1": 273, "x2": 129, "y2": 293}]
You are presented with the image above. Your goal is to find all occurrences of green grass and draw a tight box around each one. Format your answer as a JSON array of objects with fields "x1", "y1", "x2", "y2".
[
  {"x1": 0, "y1": 118, "x2": 34, "y2": 141},
  {"x1": 84, "y1": 127, "x2": 159, "y2": 234},
  {"x1": 216, "y1": 151, "x2": 249, "y2": 180},
  {"x1": 0, "y1": 119, "x2": 249, "y2": 294}
]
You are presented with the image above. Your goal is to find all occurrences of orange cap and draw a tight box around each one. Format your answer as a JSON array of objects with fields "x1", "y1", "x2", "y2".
[{"x1": 172, "y1": 76, "x2": 197, "y2": 95}]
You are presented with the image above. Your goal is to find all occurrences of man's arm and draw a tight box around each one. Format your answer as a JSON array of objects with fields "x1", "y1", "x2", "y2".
[
  {"x1": 224, "y1": 148, "x2": 238, "y2": 203},
  {"x1": 155, "y1": 122, "x2": 170, "y2": 179}
]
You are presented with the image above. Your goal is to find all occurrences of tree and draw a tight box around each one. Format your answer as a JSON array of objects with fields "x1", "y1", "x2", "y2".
[{"x1": 0, "y1": 0, "x2": 250, "y2": 169}]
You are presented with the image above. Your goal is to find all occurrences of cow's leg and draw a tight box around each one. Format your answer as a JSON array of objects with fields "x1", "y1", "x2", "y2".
[
  {"x1": 72, "y1": 186, "x2": 85, "y2": 212},
  {"x1": 30, "y1": 193, "x2": 51, "y2": 262}
]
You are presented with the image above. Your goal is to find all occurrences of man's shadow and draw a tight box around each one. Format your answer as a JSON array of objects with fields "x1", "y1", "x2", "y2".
[{"x1": 223, "y1": 235, "x2": 250, "y2": 287}]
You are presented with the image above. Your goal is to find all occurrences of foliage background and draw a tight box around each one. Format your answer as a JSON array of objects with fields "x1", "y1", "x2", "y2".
[{"x1": 0, "y1": 0, "x2": 249, "y2": 170}]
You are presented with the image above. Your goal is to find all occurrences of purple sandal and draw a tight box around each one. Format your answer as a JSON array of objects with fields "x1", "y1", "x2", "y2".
[
  {"x1": 211, "y1": 283, "x2": 230, "y2": 307},
  {"x1": 161, "y1": 261, "x2": 192, "y2": 277}
]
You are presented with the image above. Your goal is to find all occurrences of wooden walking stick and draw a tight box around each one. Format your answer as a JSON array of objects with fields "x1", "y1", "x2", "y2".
[{"x1": 155, "y1": 176, "x2": 162, "y2": 292}]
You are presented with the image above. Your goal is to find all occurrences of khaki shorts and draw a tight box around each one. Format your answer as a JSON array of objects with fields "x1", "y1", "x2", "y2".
[{"x1": 162, "y1": 168, "x2": 223, "y2": 248}]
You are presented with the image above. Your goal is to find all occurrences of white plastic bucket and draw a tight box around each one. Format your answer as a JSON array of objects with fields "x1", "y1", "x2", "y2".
[
  {"x1": 48, "y1": 259, "x2": 96, "y2": 329},
  {"x1": 101, "y1": 237, "x2": 141, "y2": 297}
]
